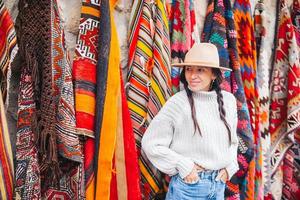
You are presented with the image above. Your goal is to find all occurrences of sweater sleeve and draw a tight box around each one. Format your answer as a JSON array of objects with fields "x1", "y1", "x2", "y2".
[
  {"x1": 225, "y1": 96, "x2": 239, "y2": 179},
  {"x1": 141, "y1": 95, "x2": 195, "y2": 179}
]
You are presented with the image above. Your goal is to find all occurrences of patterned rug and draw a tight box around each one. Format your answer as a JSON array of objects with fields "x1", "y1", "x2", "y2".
[
  {"x1": 44, "y1": 1, "x2": 84, "y2": 198},
  {"x1": 269, "y1": 0, "x2": 300, "y2": 199},
  {"x1": 254, "y1": 1, "x2": 272, "y2": 198},
  {"x1": 127, "y1": 0, "x2": 172, "y2": 198},
  {"x1": 169, "y1": 0, "x2": 198, "y2": 93},
  {"x1": 233, "y1": 0, "x2": 260, "y2": 199},
  {"x1": 15, "y1": 0, "x2": 84, "y2": 198},
  {"x1": 14, "y1": 0, "x2": 51, "y2": 198},
  {"x1": 72, "y1": 0, "x2": 101, "y2": 198},
  {"x1": 202, "y1": 0, "x2": 255, "y2": 199}
]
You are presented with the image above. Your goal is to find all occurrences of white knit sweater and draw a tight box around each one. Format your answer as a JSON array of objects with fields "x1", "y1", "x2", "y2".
[{"x1": 141, "y1": 90, "x2": 239, "y2": 179}]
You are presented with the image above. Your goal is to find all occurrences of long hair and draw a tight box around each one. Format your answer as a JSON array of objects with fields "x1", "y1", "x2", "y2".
[{"x1": 180, "y1": 67, "x2": 232, "y2": 143}]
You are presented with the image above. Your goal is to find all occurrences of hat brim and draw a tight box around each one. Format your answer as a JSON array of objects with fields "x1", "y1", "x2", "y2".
[{"x1": 171, "y1": 62, "x2": 232, "y2": 71}]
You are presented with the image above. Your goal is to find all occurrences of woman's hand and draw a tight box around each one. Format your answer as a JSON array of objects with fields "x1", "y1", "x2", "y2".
[
  {"x1": 216, "y1": 168, "x2": 228, "y2": 183},
  {"x1": 183, "y1": 165, "x2": 199, "y2": 183}
]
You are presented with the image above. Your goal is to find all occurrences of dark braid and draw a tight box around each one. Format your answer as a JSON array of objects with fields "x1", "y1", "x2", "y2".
[
  {"x1": 180, "y1": 70, "x2": 201, "y2": 135},
  {"x1": 211, "y1": 69, "x2": 231, "y2": 144}
]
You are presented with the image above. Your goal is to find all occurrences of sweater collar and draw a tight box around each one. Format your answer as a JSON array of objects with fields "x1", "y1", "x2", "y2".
[{"x1": 192, "y1": 90, "x2": 217, "y2": 101}]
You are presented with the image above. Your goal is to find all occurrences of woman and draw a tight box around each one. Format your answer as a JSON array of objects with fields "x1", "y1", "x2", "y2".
[{"x1": 141, "y1": 43, "x2": 239, "y2": 200}]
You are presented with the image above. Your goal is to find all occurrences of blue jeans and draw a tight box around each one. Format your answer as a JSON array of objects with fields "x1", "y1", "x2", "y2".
[{"x1": 165, "y1": 170, "x2": 225, "y2": 200}]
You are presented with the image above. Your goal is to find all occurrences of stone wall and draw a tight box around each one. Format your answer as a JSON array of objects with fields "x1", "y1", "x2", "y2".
[{"x1": 4, "y1": 0, "x2": 293, "y2": 67}]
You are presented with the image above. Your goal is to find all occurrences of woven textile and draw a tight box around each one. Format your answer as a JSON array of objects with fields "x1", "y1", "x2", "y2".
[
  {"x1": 51, "y1": 0, "x2": 81, "y2": 165},
  {"x1": 233, "y1": 0, "x2": 260, "y2": 199},
  {"x1": 94, "y1": 0, "x2": 122, "y2": 198},
  {"x1": 292, "y1": 0, "x2": 300, "y2": 45},
  {"x1": 233, "y1": 0, "x2": 258, "y2": 138},
  {"x1": 253, "y1": 1, "x2": 268, "y2": 199},
  {"x1": 0, "y1": 0, "x2": 18, "y2": 101},
  {"x1": 120, "y1": 78, "x2": 141, "y2": 200},
  {"x1": 127, "y1": 0, "x2": 172, "y2": 198},
  {"x1": 93, "y1": 0, "x2": 111, "y2": 188},
  {"x1": 0, "y1": 91, "x2": 14, "y2": 199},
  {"x1": 0, "y1": 2, "x2": 15, "y2": 199},
  {"x1": 202, "y1": 0, "x2": 255, "y2": 199},
  {"x1": 269, "y1": 0, "x2": 300, "y2": 199},
  {"x1": 110, "y1": 77, "x2": 141, "y2": 200},
  {"x1": 15, "y1": 0, "x2": 84, "y2": 198},
  {"x1": 73, "y1": 0, "x2": 100, "y2": 138},
  {"x1": 169, "y1": 0, "x2": 198, "y2": 93},
  {"x1": 202, "y1": 0, "x2": 229, "y2": 68},
  {"x1": 254, "y1": 1, "x2": 272, "y2": 198},
  {"x1": 15, "y1": 65, "x2": 41, "y2": 199},
  {"x1": 282, "y1": 149, "x2": 300, "y2": 199},
  {"x1": 72, "y1": 1, "x2": 101, "y2": 198},
  {"x1": 14, "y1": 0, "x2": 52, "y2": 198},
  {"x1": 44, "y1": 1, "x2": 84, "y2": 199},
  {"x1": 44, "y1": 153, "x2": 85, "y2": 200}
]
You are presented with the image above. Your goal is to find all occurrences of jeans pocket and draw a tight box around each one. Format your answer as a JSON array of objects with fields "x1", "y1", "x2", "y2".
[{"x1": 177, "y1": 176, "x2": 200, "y2": 186}]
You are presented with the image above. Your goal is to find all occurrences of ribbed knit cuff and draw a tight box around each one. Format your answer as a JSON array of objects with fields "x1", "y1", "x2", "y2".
[
  {"x1": 176, "y1": 158, "x2": 194, "y2": 179},
  {"x1": 225, "y1": 161, "x2": 239, "y2": 180}
]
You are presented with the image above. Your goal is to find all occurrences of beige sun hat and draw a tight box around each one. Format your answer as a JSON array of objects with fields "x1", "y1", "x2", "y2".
[{"x1": 171, "y1": 43, "x2": 232, "y2": 71}]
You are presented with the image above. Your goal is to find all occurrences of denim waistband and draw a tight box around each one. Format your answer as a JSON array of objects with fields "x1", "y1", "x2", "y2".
[{"x1": 197, "y1": 170, "x2": 219, "y2": 181}]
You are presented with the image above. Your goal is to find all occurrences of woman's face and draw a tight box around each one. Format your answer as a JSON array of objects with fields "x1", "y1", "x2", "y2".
[{"x1": 185, "y1": 66, "x2": 216, "y2": 92}]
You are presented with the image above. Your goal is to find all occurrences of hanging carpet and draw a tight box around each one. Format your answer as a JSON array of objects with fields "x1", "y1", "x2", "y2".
[{"x1": 127, "y1": 0, "x2": 173, "y2": 198}]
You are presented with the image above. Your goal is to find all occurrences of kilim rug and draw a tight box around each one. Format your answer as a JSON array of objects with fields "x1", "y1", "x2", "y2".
[
  {"x1": 269, "y1": 0, "x2": 300, "y2": 199},
  {"x1": 291, "y1": 2, "x2": 300, "y2": 199},
  {"x1": 44, "y1": 0, "x2": 84, "y2": 198},
  {"x1": 15, "y1": 0, "x2": 84, "y2": 198},
  {"x1": 169, "y1": 0, "x2": 198, "y2": 93},
  {"x1": 73, "y1": 0, "x2": 99, "y2": 138},
  {"x1": 0, "y1": 0, "x2": 18, "y2": 102},
  {"x1": 233, "y1": 0, "x2": 260, "y2": 199},
  {"x1": 14, "y1": 0, "x2": 52, "y2": 198},
  {"x1": 254, "y1": 1, "x2": 272, "y2": 198},
  {"x1": 127, "y1": 0, "x2": 173, "y2": 198},
  {"x1": 282, "y1": 149, "x2": 300, "y2": 199},
  {"x1": 202, "y1": 0, "x2": 255, "y2": 199},
  {"x1": 72, "y1": 0, "x2": 101, "y2": 198}
]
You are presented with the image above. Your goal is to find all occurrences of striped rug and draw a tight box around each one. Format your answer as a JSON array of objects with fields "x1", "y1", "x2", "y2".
[
  {"x1": 0, "y1": 91, "x2": 14, "y2": 200},
  {"x1": 127, "y1": 0, "x2": 172, "y2": 198},
  {"x1": 72, "y1": 1, "x2": 101, "y2": 198},
  {"x1": 110, "y1": 76, "x2": 141, "y2": 200},
  {"x1": 0, "y1": 2, "x2": 15, "y2": 199},
  {"x1": 0, "y1": 0, "x2": 18, "y2": 102},
  {"x1": 94, "y1": 0, "x2": 120, "y2": 199}
]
